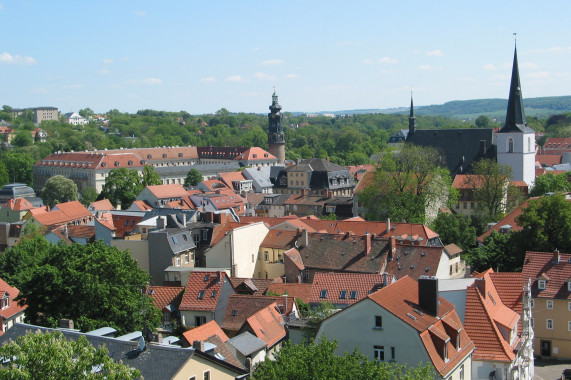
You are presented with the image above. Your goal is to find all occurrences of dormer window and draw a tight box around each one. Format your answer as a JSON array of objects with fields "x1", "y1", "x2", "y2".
[
  {"x1": 320, "y1": 290, "x2": 328, "y2": 298},
  {"x1": 1, "y1": 293, "x2": 9, "y2": 309},
  {"x1": 538, "y1": 279, "x2": 546, "y2": 290}
]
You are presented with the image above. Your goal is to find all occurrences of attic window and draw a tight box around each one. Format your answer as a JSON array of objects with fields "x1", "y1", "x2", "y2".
[
  {"x1": 101, "y1": 162, "x2": 107, "y2": 167},
  {"x1": 147, "y1": 154, "x2": 152, "y2": 159},
  {"x1": 211, "y1": 291, "x2": 217, "y2": 298},
  {"x1": 350, "y1": 290, "x2": 358, "y2": 299},
  {"x1": 178, "y1": 153, "x2": 183, "y2": 157},
  {"x1": 320, "y1": 290, "x2": 328, "y2": 298},
  {"x1": 231, "y1": 310, "x2": 237, "y2": 316},
  {"x1": 128, "y1": 160, "x2": 133, "y2": 166},
  {"x1": 538, "y1": 279, "x2": 546, "y2": 290},
  {"x1": 197, "y1": 290, "x2": 205, "y2": 299},
  {"x1": 204, "y1": 274, "x2": 210, "y2": 282},
  {"x1": 1, "y1": 294, "x2": 8, "y2": 309},
  {"x1": 114, "y1": 161, "x2": 120, "y2": 166},
  {"x1": 163, "y1": 154, "x2": 167, "y2": 158},
  {"x1": 171, "y1": 236, "x2": 178, "y2": 244},
  {"x1": 339, "y1": 290, "x2": 347, "y2": 299}
]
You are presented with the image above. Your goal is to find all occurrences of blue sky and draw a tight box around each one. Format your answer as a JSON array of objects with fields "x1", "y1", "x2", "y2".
[{"x1": 1, "y1": 0, "x2": 570, "y2": 114}]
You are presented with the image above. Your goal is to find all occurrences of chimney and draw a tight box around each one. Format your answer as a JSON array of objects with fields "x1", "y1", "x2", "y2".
[
  {"x1": 382, "y1": 272, "x2": 389, "y2": 287},
  {"x1": 182, "y1": 212, "x2": 187, "y2": 227},
  {"x1": 475, "y1": 278, "x2": 486, "y2": 297},
  {"x1": 193, "y1": 340, "x2": 205, "y2": 352},
  {"x1": 365, "y1": 233, "x2": 371, "y2": 254},
  {"x1": 156, "y1": 216, "x2": 165, "y2": 229},
  {"x1": 245, "y1": 357, "x2": 253, "y2": 372},
  {"x1": 418, "y1": 276, "x2": 439, "y2": 316},
  {"x1": 283, "y1": 294, "x2": 288, "y2": 314},
  {"x1": 389, "y1": 236, "x2": 396, "y2": 260},
  {"x1": 386, "y1": 218, "x2": 391, "y2": 234},
  {"x1": 59, "y1": 318, "x2": 74, "y2": 329},
  {"x1": 553, "y1": 249, "x2": 561, "y2": 264},
  {"x1": 299, "y1": 228, "x2": 308, "y2": 248}
]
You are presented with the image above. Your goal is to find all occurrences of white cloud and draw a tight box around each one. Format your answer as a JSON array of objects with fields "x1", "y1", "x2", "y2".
[
  {"x1": 254, "y1": 72, "x2": 276, "y2": 81},
  {"x1": 0, "y1": 4, "x2": 3, "y2": 10},
  {"x1": 427, "y1": 50, "x2": 443, "y2": 56},
  {"x1": 284, "y1": 73, "x2": 298, "y2": 79},
  {"x1": 261, "y1": 59, "x2": 283, "y2": 66},
  {"x1": 102, "y1": 59, "x2": 113, "y2": 64},
  {"x1": 361, "y1": 59, "x2": 374, "y2": 64},
  {"x1": 484, "y1": 64, "x2": 496, "y2": 71},
  {"x1": 492, "y1": 74, "x2": 509, "y2": 80},
  {"x1": 379, "y1": 70, "x2": 392, "y2": 75},
  {"x1": 62, "y1": 84, "x2": 82, "y2": 89},
  {"x1": 227, "y1": 75, "x2": 248, "y2": 83},
  {"x1": 201, "y1": 77, "x2": 217, "y2": 83},
  {"x1": 135, "y1": 10, "x2": 146, "y2": 16},
  {"x1": 379, "y1": 57, "x2": 398, "y2": 64},
  {"x1": 527, "y1": 71, "x2": 549, "y2": 79},
  {"x1": 143, "y1": 78, "x2": 162, "y2": 85},
  {"x1": 0, "y1": 52, "x2": 36, "y2": 65}
]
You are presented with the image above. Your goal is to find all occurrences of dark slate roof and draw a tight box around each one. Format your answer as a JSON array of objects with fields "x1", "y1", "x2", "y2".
[
  {"x1": 298, "y1": 233, "x2": 387, "y2": 273},
  {"x1": 499, "y1": 46, "x2": 534, "y2": 134},
  {"x1": 406, "y1": 129, "x2": 496, "y2": 177},
  {"x1": 388, "y1": 129, "x2": 409, "y2": 144},
  {"x1": 0, "y1": 324, "x2": 195, "y2": 380},
  {"x1": 275, "y1": 158, "x2": 355, "y2": 191}
]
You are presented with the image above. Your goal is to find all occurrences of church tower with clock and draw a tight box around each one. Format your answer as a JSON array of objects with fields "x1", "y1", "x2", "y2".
[{"x1": 267, "y1": 90, "x2": 286, "y2": 164}]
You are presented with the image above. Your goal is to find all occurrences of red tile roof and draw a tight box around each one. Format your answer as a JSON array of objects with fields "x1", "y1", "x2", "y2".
[
  {"x1": 33, "y1": 201, "x2": 91, "y2": 226},
  {"x1": 266, "y1": 283, "x2": 312, "y2": 303},
  {"x1": 145, "y1": 184, "x2": 189, "y2": 199},
  {"x1": 182, "y1": 320, "x2": 229, "y2": 345},
  {"x1": 199, "y1": 180, "x2": 229, "y2": 192},
  {"x1": 0, "y1": 277, "x2": 27, "y2": 320},
  {"x1": 179, "y1": 271, "x2": 230, "y2": 312},
  {"x1": 147, "y1": 286, "x2": 184, "y2": 312},
  {"x1": 368, "y1": 276, "x2": 474, "y2": 377},
  {"x1": 283, "y1": 248, "x2": 304, "y2": 271},
  {"x1": 309, "y1": 272, "x2": 392, "y2": 306},
  {"x1": 218, "y1": 171, "x2": 247, "y2": 188},
  {"x1": 2, "y1": 198, "x2": 34, "y2": 211},
  {"x1": 245, "y1": 302, "x2": 286, "y2": 348},
  {"x1": 522, "y1": 251, "x2": 571, "y2": 300},
  {"x1": 222, "y1": 294, "x2": 295, "y2": 334},
  {"x1": 89, "y1": 199, "x2": 114, "y2": 211},
  {"x1": 111, "y1": 214, "x2": 143, "y2": 238},
  {"x1": 129, "y1": 200, "x2": 153, "y2": 211},
  {"x1": 477, "y1": 199, "x2": 533, "y2": 243},
  {"x1": 452, "y1": 174, "x2": 486, "y2": 190},
  {"x1": 464, "y1": 270, "x2": 521, "y2": 362},
  {"x1": 260, "y1": 229, "x2": 297, "y2": 249},
  {"x1": 228, "y1": 278, "x2": 278, "y2": 295},
  {"x1": 535, "y1": 154, "x2": 562, "y2": 167}
]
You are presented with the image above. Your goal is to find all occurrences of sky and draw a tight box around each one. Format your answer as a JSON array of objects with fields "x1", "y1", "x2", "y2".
[{"x1": 1, "y1": 0, "x2": 570, "y2": 115}]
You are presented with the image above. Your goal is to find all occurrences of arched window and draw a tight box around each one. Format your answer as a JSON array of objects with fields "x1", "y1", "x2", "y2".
[
  {"x1": 508, "y1": 138, "x2": 514, "y2": 153},
  {"x1": 528, "y1": 137, "x2": 532, "y2": 152}
]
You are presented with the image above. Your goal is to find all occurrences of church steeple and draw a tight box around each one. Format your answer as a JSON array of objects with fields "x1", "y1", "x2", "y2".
[
  {"x1": 500, "y1": 43, "x2": 533, "y2": 133},
  {"x1": 267, "y1": 90, "x2": 285, "y2": 163},
  {"x1": 408, "y1": 91, "x2": 416, "y2": 135}
]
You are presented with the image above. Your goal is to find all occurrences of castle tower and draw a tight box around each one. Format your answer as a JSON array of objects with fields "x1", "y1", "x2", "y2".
[
  {"x1": 497, "y1": 43, "x2": 536, "y2": 187},
  {"x1": 268, "y1": 91, "x2": 285, "y2": 164}
]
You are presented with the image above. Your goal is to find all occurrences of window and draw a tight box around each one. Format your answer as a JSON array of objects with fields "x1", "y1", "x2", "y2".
[
  {"x1": 546, "y1": 319, "x2": 553, "y2": 329},
  {"x1": 463, "y1": 203, "x2": 467, "y2": 209},
  {"x1": 211, "y1": 291, "x2": 217, "y2": 298},
  {"x1": 508, "y1": 138, "x2": 514, "y2": 153},
  {"x1": 204, "y1": 274, "x2": 209, "y2": 282},
  {"x1": 184, "y1": 254, "x2": 189, "y2": 264},
  {"x1": 538, "y1": 280, "x2": 546, "y2": 290},
  {"x1": 195, "y1": 316, "x2": 206, "y2": 326},
  {"x1": 320, "y1": 290, "x2": 328, "y2": 298},
  {"x1": 459, "y1": 365, "x2": 464, "y2": 380},
  {"x1": 202, "y1": 230, "x2": 208, "y2": 240},
  {"x1": 373, "y1": 345, "x2": 384, "y2": 361},
  {"x1": 203, "y1": 370, "x2": 210, "y2": 380},
  {"x1": 172, "y1": 236, "x2": 178, "y2": 244},
  {"x1": 350, "y1": 290, "x2": 358, "y2": 299},
  {"x1": 197, "y1": 290, "x2": 205, "y2": 299},
  {"x1": 390, "y1": 347, "x2": 395, "y2": 361},
  {"x1": 264, "y1": 251, "x2": 269, "y2": 261},
  {"x1": 568, "y1": 321, "x2": 571, "y2": 332},
  {"x1": 569, "y1": 301, "x2": 571, "y2": 311},
  {"x1": 1, "y1": 295, "x2": 8, "y2": 309},
  {"x1": 339, "y1": 290, "x2": 347, "y2": 299},
  {"x1": 183, "y1": 234, "x2": 188, "y2": 242},
  {"x1": 375, "y1": 316, "x2": 383, "y2": 328},
  {"x1": 547, "y1": 300, "x2": 553, "y2": 309},
  {"x1": 302, "y1": 269, "x2": 309, "y2": 280},
  {"x1": 568, "y1": 282, "x2": 571, "y2": 291},
  {"x1": 531, "y1": 318, "x2": 534, "y2": 328},
  {"x1": 530, "y1": 299, "x2": 534, "y2": 308},
  {"x1": 189, "y1": 377, "x2": 196, "y2": 380}
]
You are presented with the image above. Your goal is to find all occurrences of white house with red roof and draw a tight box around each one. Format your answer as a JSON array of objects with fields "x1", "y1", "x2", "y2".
[
  {"x1": 316, "y1": 276, "x2": 474, "y2": 380},
  {"x1": 136, "y1": 184, "x2": 192, "y2": 208},
  {"x1": 0, "y1": 198, "x2": 35, "y2": 223},
  {"x1": 0, "y1": 277, "x2": 26, "y2": 334}
]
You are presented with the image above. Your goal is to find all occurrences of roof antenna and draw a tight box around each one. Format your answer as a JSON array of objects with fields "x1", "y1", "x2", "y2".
[{"x1": 513, "y1": 32, "x2": 518, "y2": 45}]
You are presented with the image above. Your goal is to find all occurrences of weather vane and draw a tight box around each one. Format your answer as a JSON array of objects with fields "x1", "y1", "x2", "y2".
[{"x1": 513, "y1": 32, "x2": 518, "y2": 41}]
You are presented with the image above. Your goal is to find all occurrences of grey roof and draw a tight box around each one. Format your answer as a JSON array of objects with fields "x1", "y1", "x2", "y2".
[
  {"x1": 0, "y1": 183, "x2": 36, "y2": 203},
  {"x1": 276, "y1": 159, "x2": 355, "y2": 190},
  {"x1": 243, "y1": 166, "x2": 274, "y2": 191},
  {"x1": 0, "y1": 324, "x2": 196, "y2": 380},
  {"x1": 406, "y1": 128, "x2": 496, "y2": 177},
  {"x1": 149, "y1": 227, "x2": 196, "y2": 253},
  {"x1": 388, "y1": 129, "x2": 409, "y2": 144},
  {"x1": 85, "y1": 327, "x2": 117, "y2": 337},
  {"x1": 499, "y1": 46, "x2": 535, "y2": 134},
  {"x1": 227, "y1": 331, "x2": 267, "y2": 356}
]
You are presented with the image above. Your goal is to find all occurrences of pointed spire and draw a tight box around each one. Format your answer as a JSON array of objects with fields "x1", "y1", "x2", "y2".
[
  {"x1": 500, "y1": 43, "x2": 532, "y2": 133},
  {"x1": 408, "y1": 90, "x2": 416, "y2": 135}
]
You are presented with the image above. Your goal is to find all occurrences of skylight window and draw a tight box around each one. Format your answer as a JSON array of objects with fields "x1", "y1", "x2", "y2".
[
  {"x1": 339, "y1": 290, "x2": 347, "y2": 299},
  {"x1": 350, "y1": 291, "x2": 358, "y2": 299},
  {"x1": 320, "y1": 290, "x2": 328, "y2": 298}
]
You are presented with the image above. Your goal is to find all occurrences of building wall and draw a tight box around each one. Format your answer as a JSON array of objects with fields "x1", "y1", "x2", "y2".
[
  {"x1": 531, "y1": 298, "x2": 571, "y2": 359},
  {"x1": 180, "y1": 310, "x2": 214, "y2": 328},
  {"x1": 173, "y1": 351, "x2": 241, "y2": 380},
  {"x1": 111, "y1": 239, "x2": 150, "y2": 274},
  {"x1": 472, "y1": 360, "x2": 510, "y2": 380},
  {"x1": 230, "y1": 223, "x2": 269, "y2": 278},
  {"x1": 255, "y1": 247, "x2": 286, "y2": 279},
  {"x1": 497, "y1": 131, "x2": 536, "y2": 187}
]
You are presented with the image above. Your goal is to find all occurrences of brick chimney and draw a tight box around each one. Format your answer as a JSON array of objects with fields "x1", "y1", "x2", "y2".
[
  {"x1": 553, "y1": 249, "x2": 561, "y2": 264},
  {"x1": 389, "y1": 236, "x2": 396, "y2": 260},
  {"x1": 475, "y1": 278, "x2": 486, "y2": 297},
  {"x1": 365, "y1": 233, "x2": 372, "y2": 254},
  {"x1": 386, "y1": 218, "x2": 391, "y2": 234}
]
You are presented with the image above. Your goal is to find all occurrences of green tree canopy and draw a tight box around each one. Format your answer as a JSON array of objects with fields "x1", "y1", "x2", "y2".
[
  {"x1": 81, "y1": 186, "x2": 99, "y2": 206},
  {"x1": 184, "y1": 168, "x2": 203, "y2": 188},
  {"x1": 0, "y1": 236, "x2": 161, "y2": 334},
  {"x1": 465, "y1": 230, "x2": 514, "y2": 272},
  {"x1": 529, "y1": 172, "x2": 571, "y2": 196},
  {"x1": 431, "y1": 212, "x2": 476, "y2": 251},
  {"x1": 141, "y1": 165, "x2": 162, "y2": 187},
  {"x1": 98, "y1": 168, "x2": 144, "y2": 209},
  {"x1": 41, "y1": 175, "x2": 79, "y2": 207},
  {"x1": 252, "y1": 339, "x2": 435, "y2": 380},
  {"x1": 468, "y1": 159, "x2": 511, "y2": 224},
  {"x1": 359, "y1": 144, "x2": 451, "y2": 224},
  {"x1": 0, "y1": 330, "x2": 140, "y2": 379},
  {"x1": 474, "y1": 115, "x2": 492, "y2": 128},
  {"x1": 12, "y1": 131, "x2": 33, "y2": 147},
  {"x1": 1, "y1": 152, "x2": 34, "y2": 185}
]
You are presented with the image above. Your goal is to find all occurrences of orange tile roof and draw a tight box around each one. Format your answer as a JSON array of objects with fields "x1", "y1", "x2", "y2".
[
  {"x1": 166, "y1": 199, "x2": 194, "y2": 210},
  {"x1": 209, "y1": 222, "x2": 252, "y2": 246},
  {"x1": 27, "y1": 206, "x2": 50, "y2": 217},
  {"x1": 96, "y1": 213, "x2": 116, "y2": 231},
  {"x1": 266, "y1": 283, "x2": 312, "y2": 303},
  {"x1": 33, "y1": 201, "x2": 91, "y2": 226},
  {"x1": 260, "y1": 229, "x2": 297, "y2": 249},
  {"x1": 535, "y1": 154, "x2": 562, "y2": 167},
  {"x1": 222, "y1": 294, "x2": 296, "y2": 334},
  {"x1": 309, "y1": 272, "x2": 392, "y2": 306},
  {"x1": 452, "y1": 174, "x2": 488, "y2": 189},
  {"x1": 182, "y1": 320, "x2": 229, "y2": 345},
  {"x1": 199, "y1": 180, "x2": 229, "y2": 192},
  {"x1": 89, "y1": 199, "x2": 114, "y2": 211},
  {"x1": 464, "y1": 271, "x2": 520, "y2": 362},
  {"x1": 245, "y1": 302, "x2": 286, "y2": 348},
  {"x1": 283, "y1": 248, "x2": 304, "y2": 271},
  {"x1": 477, "y1": 199, "x2": 533, "y2": 243},
  {"x1": 3, "y1": 198, "x2": 34, "y2": 211},
  {"x1": 353, "y1": 170, "x2": 376, "y2": 193},
  {"x1": 0, "y1": 277, "x2": 27, "y2": 320},
  {"x1": 146, "y1": 184, "x2": 189, "y2": 199},
  {"x1": 147, "y1": 286, "x2": 184, "y2": 312},
  {"x1": 179, "y1": 271, "x2": 230, "y2": 312},
  {"x1": 368, "y1": 276, "x2": 473, "y2": 377},
  {"x1": 129, "y1": 200, "x2": 153, "y2": 211},
  {"x1": 523, "y1": 251, "x2": 571, "y2": 300},
  {"x1": 110, "y1": 214, "x2": 143, "y2": 238},
  {"x1": 218, "y1": 171, "x2": 247, "y2": 187},
  {"x1": 238, "y1": 147, "x2": 276, "y2": 161},
  {"x1": 229, "y1": 278, "x2": 277, "y2": 295}
]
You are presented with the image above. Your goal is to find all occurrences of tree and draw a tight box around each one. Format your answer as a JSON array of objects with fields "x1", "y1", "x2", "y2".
[
  {"x1": 141, "y1": 164, "x2": 162, "y2": 187},
  {"x1": 0, "y1": 236, "x2": 161, "y2": 334},
  {"x1": 11, "y1": 131, "x2": 33, "y2": 147},
  {"x1": 431, "y1": 212, "x2": 476, "y2": 251},
  {"x1": 81, "y1": 186, "x2": 99, "y2": 206},
  {"x1": 98, "y1": 168, "x2": 143, "y2": 209},
  {"x1": 184, "y1": 168, "x2": 203, "y2": 188},
  {"x1": 0, "y1": 330, "x2": 140, "y2": 379},
  {"x1": 359, "y1": 144, "x2": 451, "y2": 224},
  {"x1": 41, "y1": 175, "x2": 79, "y2": 207},
  {"x1": 467, "y1": 159, "x2": 511, "y2": 224},
  {"x1": 1, "y1": 152, "x2": 34, "y2": 185},
  {"x1": 529, "y1": 172, "x2": 571, "y2": 196},
  {"x1": 79, "y1": 107, "x2": 95, "y2": 118},
  {"x1": 465, "y1": 231, "x2": 514, "y2": 272},
  {"x1": 252, "y1": 339, "x2": 435, "y2": 380},
  {"x1": 474, "y1": 115, "x2": 492, "y2": 128}
]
